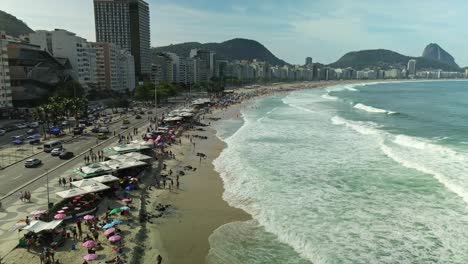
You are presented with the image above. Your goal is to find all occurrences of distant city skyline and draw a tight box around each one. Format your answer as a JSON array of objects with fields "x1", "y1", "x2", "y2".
[{"x1": 2, "y1": 0, "x2": 468, "y2": 66}]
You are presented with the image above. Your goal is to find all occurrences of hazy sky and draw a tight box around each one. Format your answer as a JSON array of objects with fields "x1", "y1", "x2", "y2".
[{"x1": 2, "y1": 0, "x2": 468, "y2": 66}]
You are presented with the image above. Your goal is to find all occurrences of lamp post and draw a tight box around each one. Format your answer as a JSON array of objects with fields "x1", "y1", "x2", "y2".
[
  {"x1": 45, "y1": 168, "x2": 50, "y2": 209},
  {"x1": 154, "y1": 82, "x2": 158, "y2": 126}
]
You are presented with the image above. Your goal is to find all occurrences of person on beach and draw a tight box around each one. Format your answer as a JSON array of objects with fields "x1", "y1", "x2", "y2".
[
  {"x1": 157, "y1": 254, "x2": 162, "y2": 264},
  {"x1": 72, "y1": 226, "x2": 78, "y2": 240}
]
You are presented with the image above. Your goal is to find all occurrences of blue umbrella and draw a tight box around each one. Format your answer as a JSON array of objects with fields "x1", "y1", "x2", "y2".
[
  {"x1": 12, "y1": 139, "x2": 23, "y2": 145},
  {"x1": 102, "y1": 223, "x2": 114, "y2": 230},
  {"x1": 120, "y1": 206, "x2": 130, "y2": 211},
  {"x1": 125, "y1": 186, "x2": 135, "y2": 191},
  {"x1": 112, "y1": 220, "x2": 123, "y2": 225},
  {"x1": 49, "y1": 127, "x2": 61, "y2": 135}
]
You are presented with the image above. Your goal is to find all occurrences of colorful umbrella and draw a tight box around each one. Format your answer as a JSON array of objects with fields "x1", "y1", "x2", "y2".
[
  {"x1": 112, "y1": 220, "x2": 123, "y2": 225},
  {"x1": 54, "y1": 213, "x2": 66, "y2": 220},
  {"x1": 108, "y1": 235, "x2": 121, "y2": 243},
  {"x1": 109, "y1": 208, "x2": 122, "y2": 215},
  {"x1": 82, "y1": 240, "x2": 97, "y2": 249},
  {"x1": 104, "y1": 228, "x2": 116, "y2": 237},
  {"x1": 83, "y1": 254, "x2": 98, "y2": 261},
  {"x1": 120, "y1": 206, "x2": 130, "y2": 211},
  {"x1": 83, "y1": 215, "x2": 95, "y2": 220},
  {"x1": 102, "y1": 223, "x2": 114, "y2": 230},
  {"x1": 122, "y1": 198, "x2": 132, "y2": 203},
  {"x1": 30, "y1": 210, "x2": 47, "y2": 216},
  {"x1": 124, "y1": 186, "x2": 135, "y2": 191}
]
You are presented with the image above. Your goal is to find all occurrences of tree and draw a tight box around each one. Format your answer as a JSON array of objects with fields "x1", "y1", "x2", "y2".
[
  {"x1": 134, "y1": 83, "x2": 155, "y2": 102},
  {"x1": 54, "y1": 80, "x2": 85, "y2": 99}
]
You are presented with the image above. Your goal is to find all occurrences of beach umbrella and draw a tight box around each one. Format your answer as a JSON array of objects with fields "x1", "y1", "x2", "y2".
[
  {"x1": 108, "y1": 235, "x2": 121, "y2": 243},
  {"x1": 83, "y1": 254, "x2": 98, "y2": 261},
  {"x1": 124, "y1": 186, "x2": 135, "y2": 191},
  {"x1": 104, "y1": 228, "x2": 116, "y2": 237},
  {"x1": 82, "y1": 240, "x2": 97, "y2": 249},
  {"x1": 102, "y1": 223, "x2": 115, "y2": 230},
  {"x1": 109, "y1": 208, "x2": 122, "y2": 215},
  {"x1": 54, "y1": 213, "x2": 66, "y2": 220},
  {"x1": 111, "y1": 220, "x2": 123, "y2": 225},
  {"x1": 120, "y1": 206, "x2": 130, "y2": 211},
  {"x1": 83, "y1": 215, "x2": 95, "y2": 221},
  {"x1": 122, "y1": 198, "x2": 132, "y2": 203},
  {"x1": 30, "y1": 210, "x2": 47, "y2": 216}
]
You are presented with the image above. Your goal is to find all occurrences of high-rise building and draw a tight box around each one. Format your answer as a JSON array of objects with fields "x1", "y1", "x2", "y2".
[
  {"x1": 94, "y1": 0, "x2": 151, "y2": 80},
  {"x1": 29, "y1": 29, "x2": 97, "y2": 89},
  {"x1": 189, "y1": 49, "x2": 215, "y2": 82},
  {"x1": 407, "y1": 59, "x2": 416, "y2": 78},
  {"x1": 305, "y1": 57, "x2": 313, "y2": 67},
  {"x1": 0, "y1": 32, "x2": 13, "y2": 110},
  {"x1": 91, "y1": 42, "x2": 135, "y2": 93}
]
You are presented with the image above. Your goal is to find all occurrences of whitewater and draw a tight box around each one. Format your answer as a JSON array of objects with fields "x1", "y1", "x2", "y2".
[{"x1": 207, "y1": 80, "x2": 468, "y2": 264}]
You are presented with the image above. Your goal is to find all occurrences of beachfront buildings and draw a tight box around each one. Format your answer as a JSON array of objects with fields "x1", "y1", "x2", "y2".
[
  {"x1": 94, "y1": 0, "x2": 151, "y2": 80},
  {"x1": 0, "y1": 32, "x2": 13, "y2": 111},
  {"x1": 29, "y1": 29, "x2": 97, "y2": 90},
  {"x1": 407, "y1": 59, "x2": 417, "y2": 78},
  {"x1": 91, "y1": 42, "x2": 136, "y2": 93}
]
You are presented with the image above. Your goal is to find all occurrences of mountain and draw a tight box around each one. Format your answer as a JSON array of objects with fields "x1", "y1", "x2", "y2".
[
  {"x1": 329, "y1": 49, "x2": 461, "y2": 72},
  {"x1": 152, "y1": 38, "x2": 289, "y2": 66},
  {"x1": 422, "y1": 43, "x2": 459, "y2": 68},
  {"x1": 0, "y1": 10, "x2": 33, "y2": 37}
]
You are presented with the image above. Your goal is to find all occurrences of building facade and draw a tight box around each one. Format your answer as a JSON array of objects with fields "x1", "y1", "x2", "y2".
[
  {"x1": 0, "y1": 32, "x2": 13, "y2": 109},
  {"x1": 29, "y1": 29, "x2": 97, "y2": 90},
  {"x1": 94, "y1": 0, "x2": 151, "y2": 80},
  {"x1": 407, "y1": 59, "x2": 416, "y2": 78}
]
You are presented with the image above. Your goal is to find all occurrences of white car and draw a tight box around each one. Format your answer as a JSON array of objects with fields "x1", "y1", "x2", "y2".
[
  {"x1": 28, "y1": 122, "x2": 39, "y2": 128},
  {"x1": 0, "y1": 129, "x2": 5, "y2": 136},
  {"x1": 62, "y1": 121, "x2": 69, "y2": 126},
  {"x1": 16, "y1": 124, "x2": 28, "y2": 129},
  {"x1": 51, "y1": 147, "x2": 64, "y2": 156}
]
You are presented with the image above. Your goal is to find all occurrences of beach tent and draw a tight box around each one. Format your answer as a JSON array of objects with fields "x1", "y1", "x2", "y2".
[
  {"x1": 80, "y1": 182, "x2": 110, "y2": 193},
  {"x1": 123, "y1": 152, "x2": 152, "y2": 161},
  {"x1": 56, "y1": 188, "x2": 88, "y2": 199},
  {"x1": 104, "y1": 143, "x2": 152, "y2": 155},
  {"x1": 73, "y1": 163, "x2": 112, "y2": 178},
  {"x1": 92, "y1": 175, "x2": 119, "y2": 183},
  {"x1": 71, "y1": 179, "x2": 99, "y2": 188},
  {"x1": 100, "y1": 159, "x2": 147, "y2": 171},
  {"x1": 22, "y1": 220, "x2": 63, "y2": 233}
]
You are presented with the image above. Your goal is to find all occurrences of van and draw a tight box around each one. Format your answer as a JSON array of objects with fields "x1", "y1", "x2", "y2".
[{"x1": 44, "y1": 141, "x2": 62, "y2": 153}]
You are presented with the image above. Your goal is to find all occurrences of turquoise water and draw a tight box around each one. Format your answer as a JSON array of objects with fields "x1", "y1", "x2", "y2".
[{"x1": 208, "y1": 81, "x2": 468, "y2": 264}]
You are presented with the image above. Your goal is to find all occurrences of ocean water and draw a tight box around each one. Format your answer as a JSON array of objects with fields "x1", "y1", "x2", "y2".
[{"x1": 207, "y1": 81, "x2": 468, "y2": 264}]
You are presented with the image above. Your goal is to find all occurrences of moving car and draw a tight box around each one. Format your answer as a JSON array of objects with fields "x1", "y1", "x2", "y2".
[
  {"x1": 24, "y1": 158, "x2": 42, "y2": 168},
  {"x1": 135, "y1": 115, "x2": 142, "y2": 119},
  {"x1": 98, "y1": 127, "x2": 110, "y2": 133},
  {"x1": 16, "y1": 123, "x2": 28, "y2": 129},
  {"x1": 97, "y1": 133, "x2": 108, "y2": 140},
  {"x1": 121, "y1": 125, "x2": 129, "y2": 130},
  {"x1": 59, "y1": 151, "x2": 74, "y2": 160},
  {"x1": 51, "y1": 147, "x2": 65, "y2": 156},
  {"x1": 44, "y1": 141, "x2": 62, "y2": 153}
]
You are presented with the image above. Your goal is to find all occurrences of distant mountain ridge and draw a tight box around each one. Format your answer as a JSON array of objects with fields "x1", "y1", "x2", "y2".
[
  {"x1": 152, "y1": 38, "x2": 289, "y2": 66},
  {"x1": 0, "y1": 10, "x2": 33, "y2": 37},
  {"x1": 330, "y1": 47, "x2": 461, "y2": 72},
  {"x1": 422, "y1": 43, "x2": 459, "y2": 68}
]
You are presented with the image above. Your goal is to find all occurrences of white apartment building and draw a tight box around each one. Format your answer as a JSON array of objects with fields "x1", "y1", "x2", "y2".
[
  {"x1": 29, "y1": 29, "x2": 97, "y2": 90},
  {"x1": 0, "y1": 32, "x2": 12, "y2": 109}
]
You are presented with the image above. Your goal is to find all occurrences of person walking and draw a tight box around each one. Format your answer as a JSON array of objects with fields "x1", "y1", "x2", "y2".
[{"x1": 157, "y1": 254, "x2": 162, "y2": 264}]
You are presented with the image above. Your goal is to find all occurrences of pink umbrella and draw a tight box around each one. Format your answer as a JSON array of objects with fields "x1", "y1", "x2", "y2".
[
  {"x1": 122, "y1": 198, "x2": 132, "y2": 203},
  {"x1": 108, "y1": 235, "x2": 121, "y2": 243},
  {"x1": 83, "y1": 254, "x2": 98, "y2": 261},
  {"x1": 82, "y1": 240, "x2": 97, "y2": 249},
  {"x1": 83, "y1": 215, "x2": 95, "y2": 221},
  {"x1": 30, "y1": 210, "x2": 47, "y2": 216},
  {"x1": 104, "y1": 228, "x2": 116, "y2": 237},
  {"x1": 54, "y1": 213, "x2": 66, "y2": 220}
]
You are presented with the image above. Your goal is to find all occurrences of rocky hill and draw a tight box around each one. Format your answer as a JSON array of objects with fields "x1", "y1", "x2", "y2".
[
  {"x1": 152, "y1": 38, "x2": 289, "y2": 66},
  {"x1": 422, "y1": 43, "x2": 459, "y2": 68},
  {"x1": 0, "y1": 10, "x2": 33, "y2": 37}
]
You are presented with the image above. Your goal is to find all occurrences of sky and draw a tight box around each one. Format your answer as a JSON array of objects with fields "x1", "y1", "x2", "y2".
[{"x1": 2, "y1": 0, "x2": 468, "y2": 66}]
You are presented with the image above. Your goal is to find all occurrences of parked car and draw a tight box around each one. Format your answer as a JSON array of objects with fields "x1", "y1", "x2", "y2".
[
  {"x1": 0, "y1": 129, "x2": 5, "y2": 136},
  {"x1": 98, "y1": 127, "x2": 110, "y2": 133},
  {"x1": 97, "y1": 133, "x2": 108, "y2": 140},
  {"x1": 29, "y1": 138, "x2": 41, "y2": 145},
  {"x1": 51, "y1": 147, "x2": 64, "y2": 156},
  {"x1": 24, "y1": 158, "x2": 42, "y2": 168},
  {"x1": 28, "y1": 122, "x2": 39, "y2": 128},
  {"x1": 135, "y1": 115, "x2": 142, "y2": 119},
  {"x1": 121, "y1": 125, "x2": 129, "y2": 130},
  {"x1": 16, "y1": 123, "x2": 28, "y2": 129},
  {"x1": 59, "y1": 151, "x2": 74, "y2": 160},
  {"x1": 26, "y1": 129, "x2": 38, "y2": 135}
]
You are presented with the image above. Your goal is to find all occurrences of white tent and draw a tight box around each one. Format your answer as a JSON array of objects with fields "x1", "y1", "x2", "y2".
[
  {"x1": 71, "y1": 179, "x2": 98, "y2": 188},
  {"x1": 22, "y1": 220, "x2": 63, "y2": 233},
  {"x1": 74, "y1": 163, "x2": 113, "y2": 178},
  {"x1": 56, "y1": 188, "x2": 88, "y2": 199},
  {"x1": 80, "y1": 182, "x2": 110, "y2": 193},
  {"x1": 92, "y1": 175, "x2": 119, "y2": 183},
  {"x1": 123, "y1": 152, "x2": 152, "y2": 161},
  {"x1": 100, "y1": 159, "x2": 147, "y2": 171}
]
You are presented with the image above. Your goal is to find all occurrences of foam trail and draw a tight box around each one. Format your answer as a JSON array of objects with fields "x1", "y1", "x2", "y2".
[
  {"x1": 321, "y1": 94, "x2": 339, "y2": 101},
  {"x1": 354, "y1": 103, "x2": 397, "y2": 115}
]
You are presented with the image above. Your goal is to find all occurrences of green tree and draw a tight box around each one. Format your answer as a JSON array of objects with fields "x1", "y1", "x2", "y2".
[
  {"x1": 55, "y1": 80, "x2": 85, "y2": 98},
  {"x1": 134, "y1": 83, "x2": 155, "y2": 102}
]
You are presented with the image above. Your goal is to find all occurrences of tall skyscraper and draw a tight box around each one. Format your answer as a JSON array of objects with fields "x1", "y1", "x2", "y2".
[
  {"x1": 94, "y1": 0, "x2": 151, "y2": 80},
  {"x1": 305, "y1": 57, "x2": 313, "y2": 67},
  {"x1": 407, "y1": 59, "x2": 416, "y2": 78}
]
